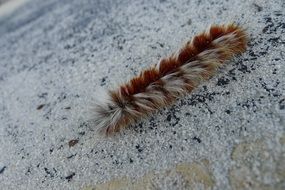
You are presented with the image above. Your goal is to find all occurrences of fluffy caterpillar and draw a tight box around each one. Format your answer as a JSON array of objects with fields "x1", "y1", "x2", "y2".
[{"x1": 93, "y1": 23, "x2": 248, "y2": 134}]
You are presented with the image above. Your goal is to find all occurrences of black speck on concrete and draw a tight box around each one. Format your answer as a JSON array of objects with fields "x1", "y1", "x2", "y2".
[
  {"x1": 65, "y1": 172, "x2": 75, "y2": 182},
  {"x1": 279, "y1": 99, "x2": 285, "y2": 110},
  {"x1": 217, "y1": 77, "x2": 230, "y2": 86},
  {"x1": 0, "y1": 166, "x2": 6, "y2": 174},
  {"x1": 192, "y1": 136, "x2": 202, "y2": 143},
  {"x1": 135, "y1": 144, "x2": 143, "y2": 152}
]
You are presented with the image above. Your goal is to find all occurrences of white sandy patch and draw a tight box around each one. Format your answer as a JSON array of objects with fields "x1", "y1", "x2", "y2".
[{"x1": 0, "y1": 0, "x2": 29, "y2": 17}]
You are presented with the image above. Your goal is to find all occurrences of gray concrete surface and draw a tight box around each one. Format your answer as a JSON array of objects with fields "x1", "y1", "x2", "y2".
[{"x1": 0, "y1": 0, "x2": 284, "y2": 189}]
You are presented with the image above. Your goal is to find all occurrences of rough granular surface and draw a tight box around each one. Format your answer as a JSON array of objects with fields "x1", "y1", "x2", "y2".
[{"x1": 0, "y1": 0, "x2": 284, "y2": 189}]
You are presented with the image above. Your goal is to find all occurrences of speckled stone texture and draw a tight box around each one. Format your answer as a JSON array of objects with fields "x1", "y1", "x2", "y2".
[{"x1": 0, "y1": 0, "x2": 284, "y2": 189}]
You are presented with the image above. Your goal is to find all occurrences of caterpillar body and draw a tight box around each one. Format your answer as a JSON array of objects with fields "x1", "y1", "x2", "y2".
[{"x1": 93, "y1": 23, "x2": 247, "y2": 134}]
